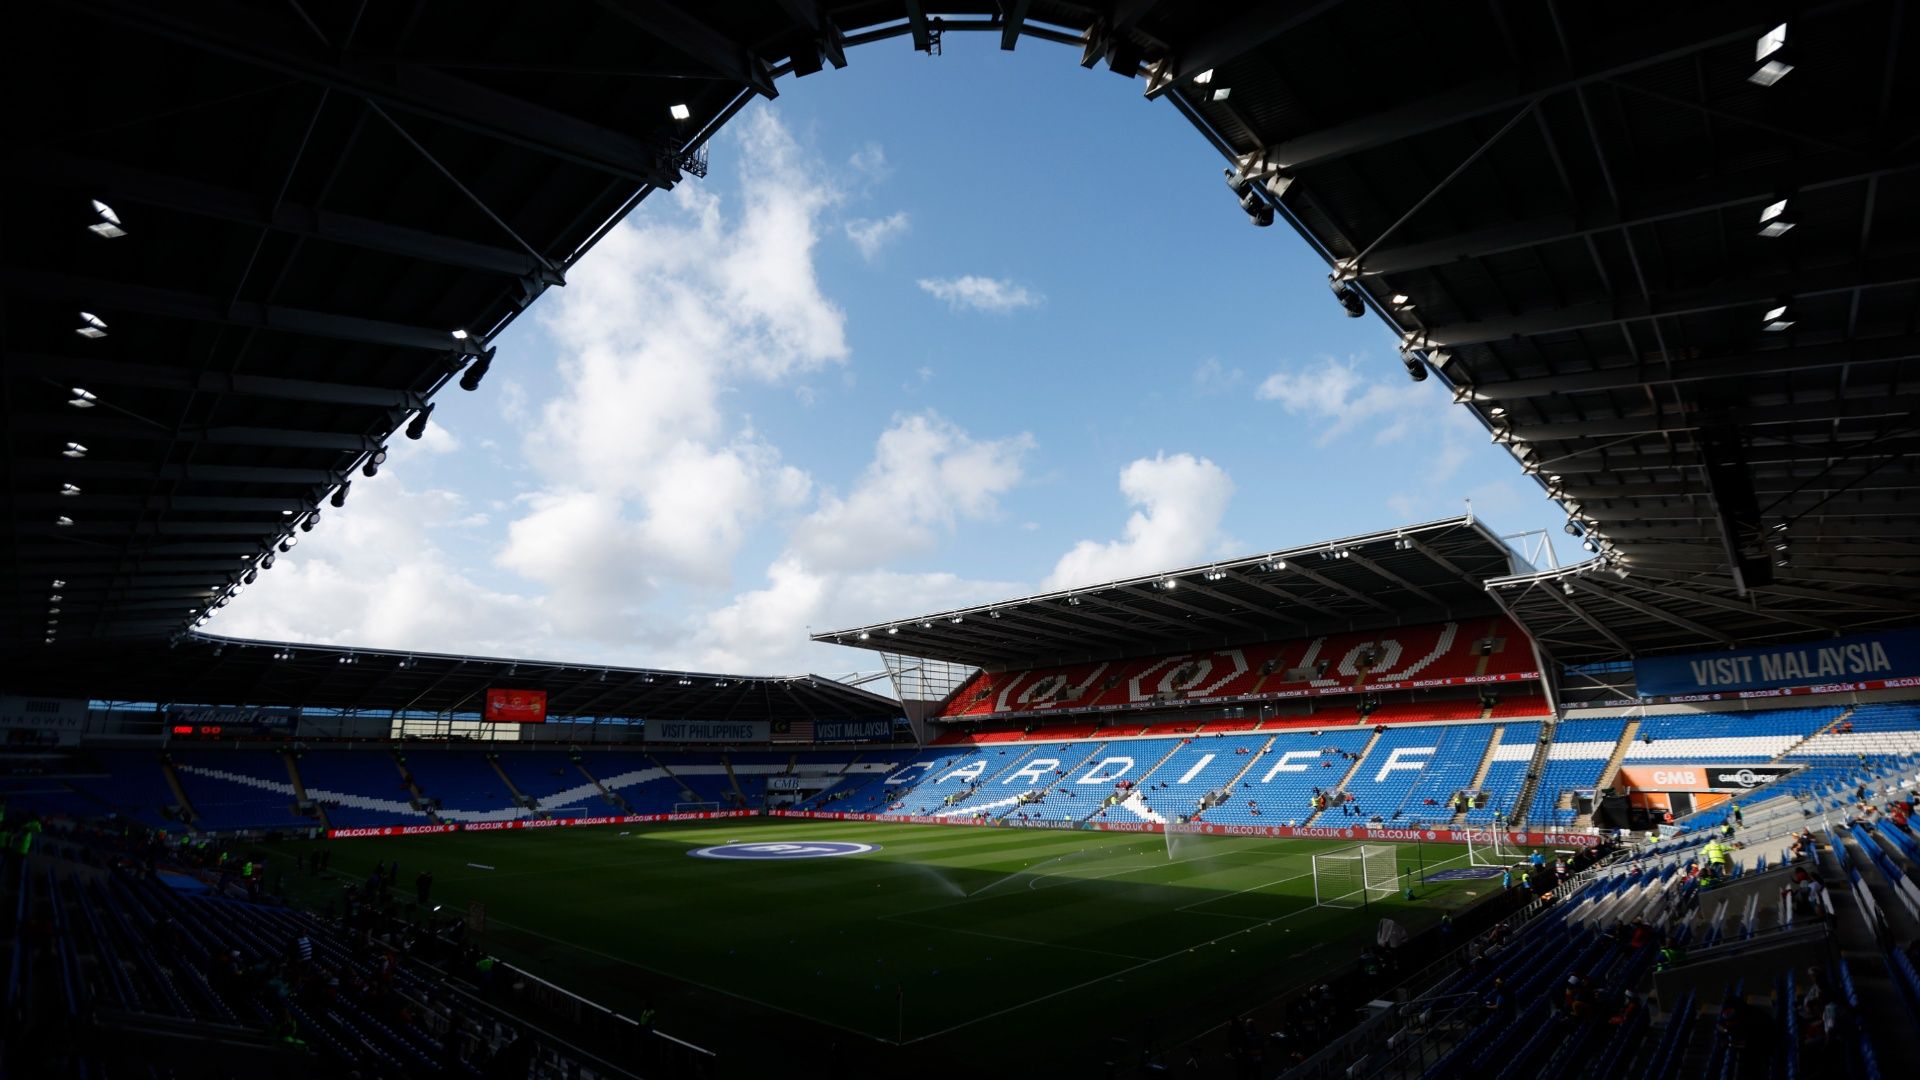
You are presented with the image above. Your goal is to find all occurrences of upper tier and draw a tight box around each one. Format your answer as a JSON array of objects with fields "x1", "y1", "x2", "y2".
[{"x1": 939, "y1": 616, "x2": 1536, "y2": 719}]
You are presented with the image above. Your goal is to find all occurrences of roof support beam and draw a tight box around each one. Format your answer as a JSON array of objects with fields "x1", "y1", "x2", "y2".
[
  {"x1": 585, "y1": 0, "x2": 777, "y2": 96},
  {"x1": 1428, "y1": 256, "x2": 1920, "y2": 347},
  {"x1": 1341, "y1": 551, "x2": 1449, "y2": 610},
  {"x1": 1150, "y1": 0, "x2": 1347, "y2": 91},
  {"x1": 5, "y1": 269, "x2": 474, "y2": 354},
  {"x1": 999, "y1": 0, "x2": 1031, "y2": 50},
  {"x1": 1618, "y1": 572, "x2": 1838, "y2": 633},
  {"x1": 1113, "y1": 584, "x2": 1268, "y2": 634},
  {"x1": 33, "y1": 151, "x2": 545, "y2": 278},
  {"x1": 1567, "y1": 578, "x2": 1737, "y2": 648},
  {"x1": 1280, "y1": 564, "x2": 1396, "y2": 614},
  {"x1": 84, "y1": 0, "x2": 685, "y2": 182},
  {"x1": 7, "y1": 352, "x2": 426, "y2": 410},
  {"x1": 13, "y1": 459, "x2": 341, "y2": 486},
  {"x1": 11, "y1": 413, "x2": 375, "y2": 452},
  {"x1": 1509, "y1": 395, "x2": 1920, "y2": 442},
  {"x1": 1540, "y1": 582, "x2": 1635, "y2": 657},
  {"x1": 1468, "y1": 334, "x2": 1920, "y2": 402},
  {"x1": 1365, "y1": 158, "x2": 1920, "y2": 276}
]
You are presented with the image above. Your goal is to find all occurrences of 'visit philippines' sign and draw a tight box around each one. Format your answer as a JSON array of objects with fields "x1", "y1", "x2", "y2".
[{"x1": 1634, "y1": 627, "x2": 1920, "y2": 698}]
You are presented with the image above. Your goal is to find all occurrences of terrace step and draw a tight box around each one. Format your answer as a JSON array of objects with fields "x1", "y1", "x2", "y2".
[
  {"x1": 1512, "y1": 720, "x2": 1556, "y2": 826},
  {"x1": 1574, "y1": 718, "x2": 1642, "y2": 827},
  {"x1": 284, "y1": 752, "x2": 328, "y2": 831}
]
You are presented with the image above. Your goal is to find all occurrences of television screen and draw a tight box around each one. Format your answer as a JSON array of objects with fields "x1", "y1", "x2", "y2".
[{"x1": 483, "y1": 688, "x2": 548, "y2": 723}]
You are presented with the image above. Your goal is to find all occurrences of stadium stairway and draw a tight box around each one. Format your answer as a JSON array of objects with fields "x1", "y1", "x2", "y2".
[
  {"x1": 1768, "y1": 706, "x2": 1856, "y2": 763},
  {"x1": 1510, "y1": 721, "x2": 1555, "y2": 825},
  {"x1": 283, "y1": 752, "x2": 328, "y2": 831},
  {"x1": 1593, "y1": 718, "x2": 1640, "y2": 794},
  {"x1": 160, "y1": 758, "x2": 200, "y2": 828},
  {"x1": 982, "y1": 741, "x2": 1111, "y2": 821},
  {"x1": 571, "y1": 758, "x2": 634, "y2": 814},
  {"x1": 1451, "y1": 725, "x2": 1504, "y2": 825},
  {"x1": 488, "y1": 758, "x2": 535, "y2": 814},
  {"x1": 1302, "y1": 727, "x2": 1384, "y2": 825}
]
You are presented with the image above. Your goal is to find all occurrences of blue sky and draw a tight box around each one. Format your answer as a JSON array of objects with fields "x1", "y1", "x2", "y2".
[{"x1": 212, "y1": 35, "x2": 1578, "y2": 677}]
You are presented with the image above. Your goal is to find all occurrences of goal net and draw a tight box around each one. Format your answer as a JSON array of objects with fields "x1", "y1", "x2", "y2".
[
  {"x1": 673, "y1": 802, "x2": 722, "y2": 814},
  {"x1": 1465, "y1": 827, "x2": 1516, "y2": 868},
  {"x1": 1313, "y1": 845, "x2": 1398, "y2": 908}
]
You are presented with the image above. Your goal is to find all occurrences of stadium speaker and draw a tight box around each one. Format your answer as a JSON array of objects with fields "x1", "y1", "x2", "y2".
[{"x1": 1401, "y1": 351, "x2": 1428, "y2": 382}]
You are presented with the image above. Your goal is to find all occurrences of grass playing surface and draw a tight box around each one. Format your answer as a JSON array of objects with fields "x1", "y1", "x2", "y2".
[{"x1": 274, "y1": 819, "x2": 1488, "y2": 1069}]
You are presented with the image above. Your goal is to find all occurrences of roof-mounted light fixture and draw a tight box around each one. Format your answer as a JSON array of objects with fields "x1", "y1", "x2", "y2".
[
  {"x1": 63, "y1": 442, "x2": 88, "y2": 458},
  {"x1": 1762, "y1": 303, "x2": 1794, "y2": 332},
  {"x1": 669, "y1": 103, "x2": 691, "y2": 121},
  {"x1": 88, "y1": 200, "x2": 126, "y2": 238},
  {"x1": 75, "y1": 313, "x2": 108, "y2": 339},
  {"x1": 69, "y1": 387, "x2": 99, "y2": 408},
  {"x1": 1758, "y1": 197, "x2": 1794, "y2": 237},
  {"x1": 405, "y1": 404, "x2": 435, "y2": 440},
  {"x1": 1750, "y1": 23, "x2": 1791, "y2": 85}
]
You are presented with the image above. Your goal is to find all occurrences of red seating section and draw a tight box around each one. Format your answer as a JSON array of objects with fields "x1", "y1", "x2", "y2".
[{"x1": 939, "y1": 617, "x2": 1534, "y2": 718}]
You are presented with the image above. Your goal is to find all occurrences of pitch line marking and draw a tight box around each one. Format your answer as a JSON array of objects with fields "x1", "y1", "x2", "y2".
[
  {"x1": 900, "y1": 846, "x2": 1478, "y2": 1046},
  {"x1": 481, "y1": 914, "x2": 899, "y2": 1045},
  {"x1": 877, "y1": 915, "x2": 1151, "y2": 961}
]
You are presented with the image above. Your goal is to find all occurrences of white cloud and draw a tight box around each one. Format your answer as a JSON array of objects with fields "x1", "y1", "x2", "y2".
[
  {"x1": 500, "y1": 109, "x2": 844, "y2": 625},
  {"x1": 791, "y1": 411, "x2": 1032, "y2": 572},
  {"x1": 413, "y1": 419, "x2": 460, "y2": 454},
  {"x1": 1044, "y1": 452, "x2": 1236, "y2": 590},
  {"x1": 916, "y1": 275, "x2": 1043, "y2": 314},
  {"x1": 848, "y1": 143, "x2": 891, "y2": 181},
  {"x1": 844, "y1": 211, "x2": 910, "y2": 261},
  {"x1": 1192, "y1": 357, "x2": 1244, "y2": 395},
  {"x1": 679, "y1": 557, "x2": 1021, "y2": 674},
  {"x1": 209, "y1": 463, "x2": 551, "y2": 658},
  {"x1": 1255, "y1": 354, "x2": 1429, "y2": 445}
]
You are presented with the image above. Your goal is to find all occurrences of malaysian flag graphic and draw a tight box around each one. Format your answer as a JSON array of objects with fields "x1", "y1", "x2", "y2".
[{"x1": 771, "y1": 718, "x2": 815, "y2": 743}]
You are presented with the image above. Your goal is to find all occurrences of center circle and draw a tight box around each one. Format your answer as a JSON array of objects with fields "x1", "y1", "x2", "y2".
[{"x1": 688, "y1": 841, "x2": 880, "y2": 860}]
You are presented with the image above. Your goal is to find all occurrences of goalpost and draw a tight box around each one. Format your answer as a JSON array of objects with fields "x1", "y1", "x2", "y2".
[
  {"x1": 673, "y1": 801, "x2": 722, "y2": 814},
  {"x1": 1313, "y1": 845, "x2": 1398, "y2": 908},
  {"x1": 1465, "y1": 827, "x2": 1516, "y2": 868}
]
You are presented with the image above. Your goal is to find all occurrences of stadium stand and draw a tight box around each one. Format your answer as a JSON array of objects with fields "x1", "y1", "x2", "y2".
[
  {"x1": 1201, "y1": 729, "x2": 1376, "y2": 827},
  {"x1": 1527, "y1": 718, "x2": 1628, "y2": 826},
  {"x1": 399, "y1": 750, "x2": 524, "y2": 821},
  {"x1": 1333, "y1": 723, "x2": 1497, "y2": 826},
  {"x1": 293, "y1": 751, "x2": 433, "y2": 829},
  {"x1": 1622, "y1": 708, "x2": 1841, "y2": 764},
  {"x1": 1126, "y1": 735, "x2": 1271, "y2": 823},
  {"x1": 1466, "y1": 722, "x2": 1541, "y2": 825},
  {"x1": 172, "y1": 750, "x2": 303, "y2": 832},
  {"x1": 938, "y1": 617, "x2": 1534, "y2": 718}
]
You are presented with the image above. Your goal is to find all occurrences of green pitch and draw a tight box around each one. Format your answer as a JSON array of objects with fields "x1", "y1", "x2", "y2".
[{"x1": 274, "y1": 819, "x2": 1487, "y2": 1069}]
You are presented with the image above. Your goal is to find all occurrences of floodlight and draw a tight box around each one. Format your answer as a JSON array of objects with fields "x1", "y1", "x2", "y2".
[
  {"x1": 406, "y1": 404, "x2": 435, "y2": 440},
  {"x1": 55, "y1": 516, "x2": 73, "y2": 527},
  {"x1": 1756, "y1": 22, "x2": 1786, "y2": 61},
  {"x1": 331, "y1": 482, "x2": 350, "y2": 508},
  {"x1": 450, "y1": 328, "x2": 469, "y2": 341},
  {"x1": 460, "y1": 348, "x2": 494, "y2": 391},
  {"x1": 669, "y1": 103, "x2": 691, "y2": 121},
  {"x1": 69, "y1": 387, "x2": 99, "y2": 407},
  {"x1": 63, "y1": 442, "x2": 88, "y2": 458},
  {"x1": 60, "y1": 483, "x2": 81, "y2": 496},
  {"x1": 75, "y1": 313, "x2": 108, "y2": 339},
  {"x1": 1192, "y1": 69, "x2": 1214, "y2": 85},
  {"x1": 1749, "y1": 60, "x2": 1793, "y2": 86},
  {"x1": 1329, "y1": 277, "x2": 1365, "y2": 317}
]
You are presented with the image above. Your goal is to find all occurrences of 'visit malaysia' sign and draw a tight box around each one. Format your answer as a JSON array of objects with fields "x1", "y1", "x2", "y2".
[{"x1": 1634, "y1": 627, "x2": 1920, "y2": 697}]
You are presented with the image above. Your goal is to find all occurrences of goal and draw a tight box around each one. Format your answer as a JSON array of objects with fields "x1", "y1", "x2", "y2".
[
  {"x1": 673, "y1": 801, "x2": 722, "y2": 814},
  {"x1": 1465, "y1": 827, "x2": 1516, "y2": 868},
  {"x1": 1313, "y1": 845, "x2": 1398, "y2": 908}
]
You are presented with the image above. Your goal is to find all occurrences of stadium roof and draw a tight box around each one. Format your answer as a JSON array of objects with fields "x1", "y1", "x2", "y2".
[
  {"x1": 7, "y1": 1, "x2": 1914, "y2": 677},
  {"x1": 16, "y1": 632, "x2": 899, "y2": 721},
  {"x1": 1486, "y1": 560, "x2": 1920, "y2": 671},
  {"x1": 813, "y1": 516, "x2": 1523, "y2": 668}
]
